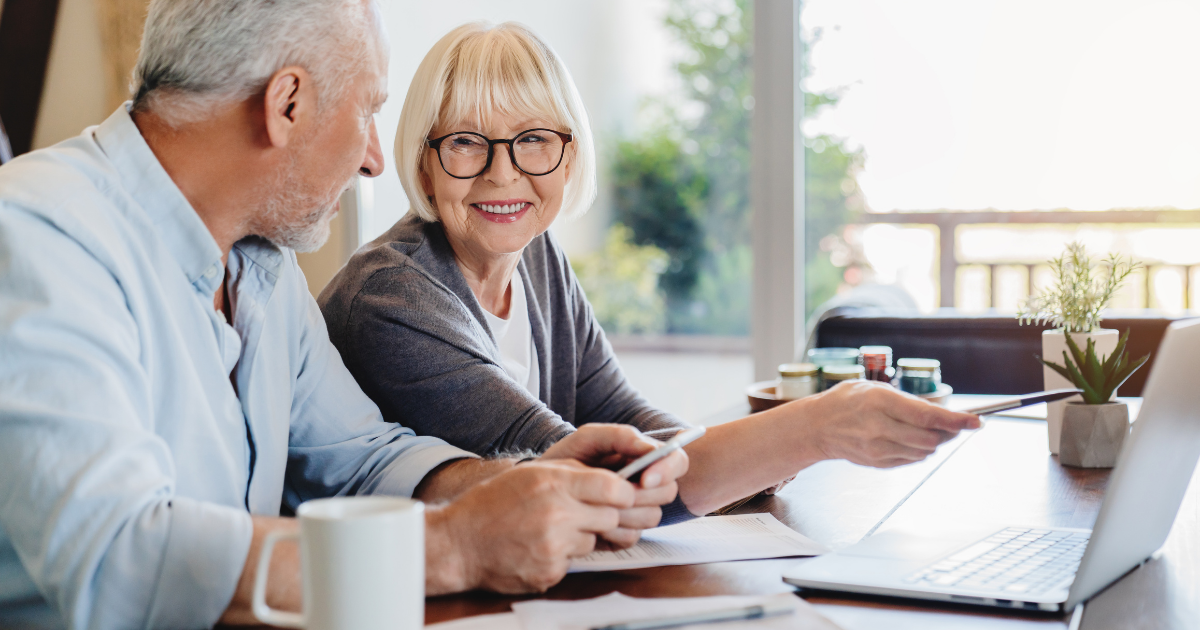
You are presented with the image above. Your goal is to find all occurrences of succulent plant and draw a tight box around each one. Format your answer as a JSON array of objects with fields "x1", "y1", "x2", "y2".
[{"x1": 1041, "y1": 330, "x2": 1149, "y2": 404}]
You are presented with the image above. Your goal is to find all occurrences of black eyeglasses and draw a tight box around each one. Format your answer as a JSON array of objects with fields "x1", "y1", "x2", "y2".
[{"x1": 426, "y1": 128, "x2": 573, "y2": 179}]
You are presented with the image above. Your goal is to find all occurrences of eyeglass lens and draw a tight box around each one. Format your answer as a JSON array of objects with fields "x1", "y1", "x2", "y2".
[{"x1": 438, "y1": 130, "x2": 566, "y2": 178}]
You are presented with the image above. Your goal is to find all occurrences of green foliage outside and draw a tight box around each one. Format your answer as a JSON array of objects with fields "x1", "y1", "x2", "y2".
[
  {"x1": 604, "y1": 0, "x2": 755, "y2": 335},
  {"x1": 574, "y1": 0, "x2": 864, "y2": 334},
  {"x1": 610, "y1": 134, "x2": 708, "y2": 304},
  {"x1": 799, "y1": 23, "x2": 866, "y2": 318},
  {"x1": 803, "y1": 126, "x2": 865, "y2": 316},
  {"x1": 572, "y1": 224, "x2": 670, "y2": 334}
]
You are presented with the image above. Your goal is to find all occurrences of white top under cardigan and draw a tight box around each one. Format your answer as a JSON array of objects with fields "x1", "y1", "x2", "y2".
[{"x1": 481, "y1": 274, "x2": 541, "y2": 398}]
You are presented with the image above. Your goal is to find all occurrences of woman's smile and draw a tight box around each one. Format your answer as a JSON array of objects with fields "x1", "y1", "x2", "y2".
[{"x1": 472, "y1": 199, "x2": 532, "y2": 224}]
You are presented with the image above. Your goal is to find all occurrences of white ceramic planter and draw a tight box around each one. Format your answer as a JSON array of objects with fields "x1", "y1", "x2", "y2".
[
  {"x1": 1059, "y1": 402, "x2": 1130, "y2": 468},
  {"x1": 1042, "y1": 328, "x2": 1118, "y2": 454}
]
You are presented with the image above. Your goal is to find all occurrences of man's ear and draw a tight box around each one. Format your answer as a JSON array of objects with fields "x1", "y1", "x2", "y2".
[{"x1": 263, "y1": 66, "x2": 314, "y2": 148}]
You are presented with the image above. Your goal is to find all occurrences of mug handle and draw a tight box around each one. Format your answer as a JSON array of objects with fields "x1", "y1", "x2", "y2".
[{"x1": 252, "y1": 530, "x2": 305, "y2": 628}]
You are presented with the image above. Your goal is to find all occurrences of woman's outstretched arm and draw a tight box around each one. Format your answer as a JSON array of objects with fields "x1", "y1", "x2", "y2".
[{"x1": 677, "y1": 380, "x2": 981, "y2": 515}]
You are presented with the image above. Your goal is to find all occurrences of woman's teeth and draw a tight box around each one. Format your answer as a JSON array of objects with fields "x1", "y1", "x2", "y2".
[{"x1": 477, "y1": 203, "x2": 525, "y2": 215}]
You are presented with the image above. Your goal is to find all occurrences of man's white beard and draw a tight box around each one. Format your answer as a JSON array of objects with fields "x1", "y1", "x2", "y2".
[
  {"x1": 260, "y1": 193, "x2": 335, "y2": 253},
  {"x1": 255, "y1": 165, "x2": 354, "y2": 254}
]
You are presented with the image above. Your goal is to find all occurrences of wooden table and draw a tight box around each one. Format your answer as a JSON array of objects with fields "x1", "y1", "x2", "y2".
[{"x1": 426, "y1": 411, "x2": 1200, "y2": 629}]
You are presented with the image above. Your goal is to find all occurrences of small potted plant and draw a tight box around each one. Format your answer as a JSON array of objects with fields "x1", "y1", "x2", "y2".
[
  {"x1": 1040, "y1": 331, "x2": 1148, "y2": 467},
  {"x1": 1018, "y1": 242, "x2": 1140, "y2": 454}
]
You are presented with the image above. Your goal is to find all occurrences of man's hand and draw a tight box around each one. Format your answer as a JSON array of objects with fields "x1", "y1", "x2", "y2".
[
  {"x1": 542, "y1": 424, "x2": 688, "y2": 549},
  {"x1": 800, "y1": 380, "x2": 981, "y2": 468},
  {"x1": 425, "y1": 459, "x2": 636, "y2": 595}
]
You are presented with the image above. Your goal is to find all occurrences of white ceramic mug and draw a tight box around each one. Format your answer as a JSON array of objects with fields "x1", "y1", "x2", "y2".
[{"x1": 253, "y1": 496, "x2": 424, "y2": 630}]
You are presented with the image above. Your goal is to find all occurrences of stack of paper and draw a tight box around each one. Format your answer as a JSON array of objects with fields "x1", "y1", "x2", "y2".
[
  {"x1": 569, "y1": 513, "x2": 829, "y2": 572},
  {"x1": 425, "y1": 515, "x2": 837, "y2": 629},
  {"x1": 514, "y1": 592, "x2": 842, "y2": 630},
  {"x1": 427, "y1": 592, "x2": 843, "y2": 630}
]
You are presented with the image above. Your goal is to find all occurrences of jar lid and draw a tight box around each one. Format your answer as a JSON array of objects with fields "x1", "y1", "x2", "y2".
[
  {"x1": 897, "y1": 358, "x2": 940, "y2": 372},
  {"x1": 859, "y1": 345, "x2": 892, "y2": 357},
  {"x1": 807, "y1": 347, "x2": 861, "y2": 365},
  {"x1": 823, "y1": 364, "x2": 866, "y2": 380},
  {"x1": 778, "y1": 362, "x2": 818, "y2": 377}
]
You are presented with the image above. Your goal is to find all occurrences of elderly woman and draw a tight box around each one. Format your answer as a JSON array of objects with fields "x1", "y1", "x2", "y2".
[{"x1": 318, "y1": 22, "x2": 979, "y2": 526}]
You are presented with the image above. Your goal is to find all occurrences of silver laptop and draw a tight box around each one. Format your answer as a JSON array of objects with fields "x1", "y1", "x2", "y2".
[{"x1": 782, "y1": 318, "x2": 1200, "y2": 613}]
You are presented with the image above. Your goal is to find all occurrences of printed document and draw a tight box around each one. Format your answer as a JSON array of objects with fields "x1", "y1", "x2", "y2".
[
  {"x1": 569, "y1": 513, "x2": 828, "y2": 572},
  {"x1": 512, "y1": 591, "x2": 843, "y2": 630}
]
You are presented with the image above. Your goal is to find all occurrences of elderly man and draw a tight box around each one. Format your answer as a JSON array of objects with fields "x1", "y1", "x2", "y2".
[{"x1": 0, "y1": 0, "x2": 686, "y2": 627}]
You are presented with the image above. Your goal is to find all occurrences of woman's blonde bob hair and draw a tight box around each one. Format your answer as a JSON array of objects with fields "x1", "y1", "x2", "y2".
[{"x1": 395, "y1": 22, "x2": 597, "y2": 223}]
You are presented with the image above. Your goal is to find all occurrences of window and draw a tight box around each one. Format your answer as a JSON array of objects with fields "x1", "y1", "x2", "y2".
[{"x1": 801, "y1": 0, "x2": 1200, "y2": 318}]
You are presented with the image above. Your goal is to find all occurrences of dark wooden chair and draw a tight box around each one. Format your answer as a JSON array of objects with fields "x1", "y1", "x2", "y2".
[{"x1": 814, "y1": 307, "x2": 1189, "y2": 395}]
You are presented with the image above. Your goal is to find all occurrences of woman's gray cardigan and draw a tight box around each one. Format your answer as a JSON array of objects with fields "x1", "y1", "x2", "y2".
[{"x1": 317, "y1": 215, "x2": 696, "y2": 522}]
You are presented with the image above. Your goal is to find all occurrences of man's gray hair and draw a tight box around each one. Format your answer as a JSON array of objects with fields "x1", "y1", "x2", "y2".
[{"x1": 132, "y1": 0, "x2": 376, "y2": 126}]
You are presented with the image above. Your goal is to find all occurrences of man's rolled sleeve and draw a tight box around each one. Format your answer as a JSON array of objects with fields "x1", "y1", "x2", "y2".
[{"x1": 363, "y1": 438, "x2": 480, "y2": 499}]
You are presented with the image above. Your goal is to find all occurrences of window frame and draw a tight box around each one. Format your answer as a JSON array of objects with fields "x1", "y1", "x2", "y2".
[{"x1": 751, "y1": 0, "x2": 804, "y2": 380}]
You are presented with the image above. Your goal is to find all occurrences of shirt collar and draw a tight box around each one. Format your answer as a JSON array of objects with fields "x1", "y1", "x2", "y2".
[
  {"x1": 93, "y1": 104, "x2": 226, "y2": 295},
  {"x1": 231, "y1": 236, "x2": 284, "y2": 282}
]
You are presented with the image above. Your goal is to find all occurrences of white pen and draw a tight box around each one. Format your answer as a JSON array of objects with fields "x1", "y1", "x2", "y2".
[
  {"x1": 590, "y1": 599, "x2": 796, "y2": 630},
  {"x1": 616, "y1": 426, "x2": 706, "y2": 481}
]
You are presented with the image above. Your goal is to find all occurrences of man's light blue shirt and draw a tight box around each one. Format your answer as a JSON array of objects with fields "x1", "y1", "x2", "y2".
[{"x1": 0, "y1": 106, "x2": 475, "y2": 628}]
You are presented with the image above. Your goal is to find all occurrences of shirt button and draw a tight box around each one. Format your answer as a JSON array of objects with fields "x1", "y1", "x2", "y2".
[{"x1": 203, "y1": 265, "x2": 220, "y2": 279}]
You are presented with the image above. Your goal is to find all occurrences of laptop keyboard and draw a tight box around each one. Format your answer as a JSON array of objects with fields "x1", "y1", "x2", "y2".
[{"x1": 905, "y1": 527, "x2": 1089, "y2": 595}]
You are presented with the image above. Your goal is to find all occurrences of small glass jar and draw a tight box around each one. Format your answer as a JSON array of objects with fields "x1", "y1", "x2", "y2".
[
  {"x1": 896, "y1": 358, "x2": 942, "y2": 395},
  {"x1": 859, "y1": 345, "x2": 894, "y2": 383},
  {"x1": 820, "y1": 364, "x2": 865, "y2": 391},
  {"x1": 807, "y1": 347, "x2": 861, "y2": 371},
  {"x1": 777, "y1": 363, "x2": 818, "y2": 400}
]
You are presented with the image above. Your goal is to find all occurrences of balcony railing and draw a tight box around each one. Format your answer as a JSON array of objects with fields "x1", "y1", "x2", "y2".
[{"x1": 863, "y1": 209, "x2": 1200, "y2": 309}]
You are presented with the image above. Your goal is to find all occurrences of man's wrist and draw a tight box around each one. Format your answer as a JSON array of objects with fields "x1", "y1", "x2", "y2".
[
  {"x1": 415, "y1": 457, "x2": 511, "y2": 503},
  {"x1": 424, "y1": 504, "x2": 476, "y2": 595}
]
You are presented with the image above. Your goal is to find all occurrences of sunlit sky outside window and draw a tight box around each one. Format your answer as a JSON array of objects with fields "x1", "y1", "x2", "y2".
[{"x1": 802, "y1": 0, "x2": 1200, "y2": 213}]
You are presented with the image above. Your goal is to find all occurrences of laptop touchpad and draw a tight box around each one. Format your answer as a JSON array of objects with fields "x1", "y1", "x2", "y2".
[{"x1": 839, "y1": 530, "x2": 968, "y2": 561}]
